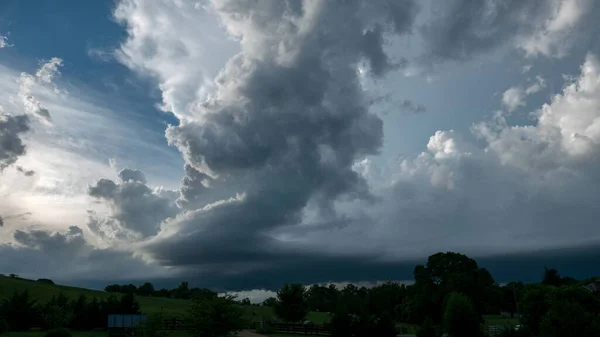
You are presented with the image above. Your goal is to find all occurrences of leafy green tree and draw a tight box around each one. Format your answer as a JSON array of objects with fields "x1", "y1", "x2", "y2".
[
  {"x1": 412, "y1": 252, "x2": 497, "y2": 324},
  {"x1": 443, "y1": 292, "x2": 483, "y2": 337},
  {"x1": 137, "y1": 282, "x2": 155, "y2": 296},
  {"x1": 519, "y1": 284, "x2": 554, "y2": 336},
  {"x1": 0, "y1": 289, "x2": 39, "y2": 331},
  {"x1": 539, "y1": 299, "x2": 600, "y2": 337},
  {"x1": 274, "y1": 283, "x2": 308, "y2": 323},
  {"x1": 240, "y1": 298, "x2": 251, "y2": 306},
  {"x1": 367, "y1": 281, "x2": 407, "y2": 321},
  {"x1": 185, "y1": 294, "x2": 247, "y2": 337}
]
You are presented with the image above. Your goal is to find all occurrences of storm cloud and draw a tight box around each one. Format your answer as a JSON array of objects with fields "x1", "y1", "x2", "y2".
[{"x1": 130, "y1": 0, "x2": 420, "y2": 275}]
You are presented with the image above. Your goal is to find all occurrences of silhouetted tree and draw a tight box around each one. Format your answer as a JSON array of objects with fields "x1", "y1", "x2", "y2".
[
  {"x1": 0, "y1": 289, "x2": 39, "y2": 331},
  {"x1": 185, "y1": 294, "x2": 246, "y2": 337},
  {"x1": 443, "y1": 292, "x2": 483, "y2": 337},
  {"x1": 274, "y1": 284, "x2": 308, "y2": 323}
]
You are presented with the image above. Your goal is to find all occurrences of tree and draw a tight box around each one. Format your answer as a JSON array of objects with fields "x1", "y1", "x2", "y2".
[
  {"x1": 41, "y1": 293, "x2": 73, "y2": 329},
  {"x1": 185, "y1": 294, "x2": 247, "y2": 337},
  {"x1": 262, "y1": 297, "x2": 277, "y2": 307},
  {"x1": 240, "y1": 298, "x2": 251, "y2": 306},
  {"x1": 443, "y1": 292, "x2": 482, "y2": 337},
  {"x1": 69, "y1": 295, "x2": 88, "y2": 330},
  {"x1": 539, "y1": 298, "x2": 600, "y2": 337},
  {"x1": 119, "y1": 293, "x2": 141, "y2": 314},
  {"x1": 542, "y1": 267, "x2": 563, "y2": 287},
  {"x1": 137, "y1": 282, "x2": 155, "y2": 296},
  {"x1": 412, "y1": 252, "x2": 496, "y2": 324},
  {"x1": 274, "y1": 284, "x2": 308, "y2": 323},
  {"x1": 0, "y1": 289, "x2": 39, "y2": 331},
  {"x1": 519, "y1": 284, "x2": 554, "y2": 336}
]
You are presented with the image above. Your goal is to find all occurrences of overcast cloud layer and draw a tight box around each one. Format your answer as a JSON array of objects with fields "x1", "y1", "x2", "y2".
[{"x1": 2, "y1": 0, "x2": 600, "y2": 292}]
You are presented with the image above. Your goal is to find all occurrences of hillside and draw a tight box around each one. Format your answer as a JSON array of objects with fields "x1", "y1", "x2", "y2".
[{"x1": 0, "y1": 275, "x2": 189, "y2": 317}]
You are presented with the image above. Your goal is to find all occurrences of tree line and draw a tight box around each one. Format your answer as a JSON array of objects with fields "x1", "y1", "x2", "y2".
[
  {"x1": 104, "y1": 281, "x2": 218, "y2": 300},
  {"x1": 257, "y1": 252, "x2": 600, "y2": 337},
  {"x1": 0, "y1": 290, "x2": 141, "y2": 332}
]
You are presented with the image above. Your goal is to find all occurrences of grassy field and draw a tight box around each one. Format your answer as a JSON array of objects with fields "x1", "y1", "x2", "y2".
[
  {"x1": 0, "y1": 275, "x2": 189, "y2": 317},
  {"x1": 241, "y1": 305, "x2": 329, "y2": 324}
]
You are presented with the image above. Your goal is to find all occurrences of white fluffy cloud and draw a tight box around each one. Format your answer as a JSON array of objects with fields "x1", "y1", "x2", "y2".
[{"x1": 113, "y1": 0, "x2": 239, "y2": 120}]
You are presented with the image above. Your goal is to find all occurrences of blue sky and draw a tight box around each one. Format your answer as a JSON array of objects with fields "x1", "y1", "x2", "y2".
[{"x1": 2, "y1": 0, "x2": 600, "y2": 299}]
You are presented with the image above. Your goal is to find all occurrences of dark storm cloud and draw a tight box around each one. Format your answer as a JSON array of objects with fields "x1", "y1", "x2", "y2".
[
  {"x1": 1, "y1": 226, "x2": 168, "y2": 281},
  {"x1": 0, "y1": 113, "x2": 30, "y2": 172},
  {"x1": 143, "y1": 0, "x2": 419, "y2": 273}
]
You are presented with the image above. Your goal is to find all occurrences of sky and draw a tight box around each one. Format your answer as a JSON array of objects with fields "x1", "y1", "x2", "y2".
[{"x1": 2, "y1": 0, "x2": 600, "y2": 302}]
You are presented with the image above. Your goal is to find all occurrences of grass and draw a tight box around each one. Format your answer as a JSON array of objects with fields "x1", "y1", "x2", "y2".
[
  {"x1": 0, "y1": 275, "x2": 189, "y2": 318},
  {"x1": 241, "y1": 306, "x2": 329, "y2": 324},
  {"x1": 482, "y1": 315, "x2": 520, "y2": 327}
]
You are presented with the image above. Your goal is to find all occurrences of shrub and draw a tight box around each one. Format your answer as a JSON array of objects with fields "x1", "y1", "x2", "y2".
[
  {"x1": 43, "y1": 328, "x2": 72, "y2": 337},
  {"x1": 37, "y1": 278, "x2": 55, "y2": 285}
]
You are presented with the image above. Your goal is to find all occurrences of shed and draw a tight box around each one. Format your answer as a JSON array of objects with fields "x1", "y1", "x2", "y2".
[{"x1": 107, "y1": 314, "x2": 147, "y2": 329}]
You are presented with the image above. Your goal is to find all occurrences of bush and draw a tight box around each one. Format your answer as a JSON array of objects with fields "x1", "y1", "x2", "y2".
[
  {"x1": 43, "y1": 328, "x2": 72, "y2": 337},
  {"x1": 37, "y1": 278, "x2": 55, "y2": 285}
]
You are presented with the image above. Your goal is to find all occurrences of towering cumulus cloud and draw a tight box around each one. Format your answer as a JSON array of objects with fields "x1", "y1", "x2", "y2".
[{"x1": 126, "y1": 0, "x2": 419, "y2": 274}]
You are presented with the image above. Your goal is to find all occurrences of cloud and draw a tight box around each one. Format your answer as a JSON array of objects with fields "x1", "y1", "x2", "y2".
[
  {"x1": 15, "y1": 166, "x2": 35, "y2": 176},
  {"x1": 501, "y1": 75, "x2": 546, "y2": 111},
  {"x1": 517, "y1": 0, "x2": 594, "y2": 58},
  {"x1": 0, "y1": 34, "x2": 11, "y2": 48},
  {"x1": 399, "y1": 99, "x2": 427, "y2": 114},
  {"x1": 123, "y1": 0, "x2": 419, "y2": 276},
  {"x1": 18, "y1": 58, "x2": 63, "y2": 120},
  {"x1": 87, "y1": 168, "x2": 179, "y2": 240},
  {"x1": 0, "y1": 225, "x2": 172, "y2": 282},
  {"x1": 113, "y1": 0, "x2": 240, "y2": 120},
  {"x1": 0, "y1": 111, "x2": 30, "y2": 171},
  {"x1": 417, "y1": 0, "x2": 596, "y2": 65}
]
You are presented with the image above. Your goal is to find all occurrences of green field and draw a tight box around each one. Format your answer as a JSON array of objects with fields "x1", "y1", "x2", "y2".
[{"x1": 0, "y1": 275, "x2": 188, "y2": 317}]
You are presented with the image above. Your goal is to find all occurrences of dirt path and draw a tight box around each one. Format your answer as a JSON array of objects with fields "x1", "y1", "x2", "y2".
[{"x1": 236, "y1": 330, "x2": 268, "y2": 337}]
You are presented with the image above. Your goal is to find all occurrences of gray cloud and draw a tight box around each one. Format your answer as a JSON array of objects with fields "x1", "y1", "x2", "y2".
[
  {"x1": 1, "y1": 226, "x2": 171, "y2": 282},
  {"x1": 16, "y1": 165, "x2": 35, "y2": 176},
  {"x1": 101, "y1": 1, "x2": 600, "y2": 292},
  {"x1": 418, "y1": 0, "x2": 597, "y2": 65},
  {"x1": 87, "y1": 170, "x2": 179, "y2": 239},
  {"x1": 0, "y1": 112, "x2": 30, "y2": 172},
  {"x1": 137, "y1": 0, "x2": 418, "y2": 273},
  {"x1": 399, "y1": 99, "x2": 426, "y2": 114}
]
